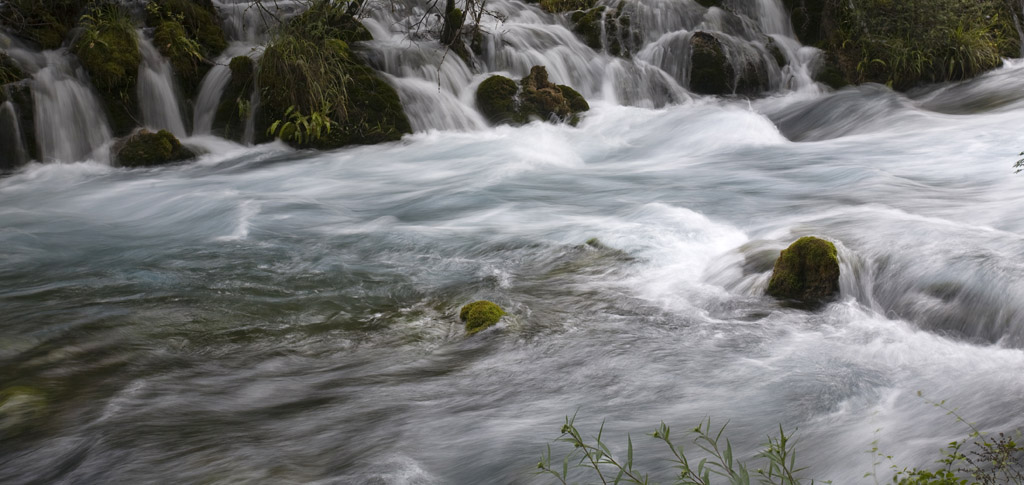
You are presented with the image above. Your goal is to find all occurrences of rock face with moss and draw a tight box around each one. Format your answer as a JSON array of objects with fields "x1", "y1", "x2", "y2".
[
  {"x1": 113, "y1": 129, "x2": 196, "y2": 168},
  {"x1": 569, "y1": 1, "x2": 639, "y2": 57},
  {"x1": 212, "y1": 56, "x2": 256, "y2": 142},
  {"x1": 146, "y1": 0, "x2": 228, "y2": 98},
  {"x1": 256, "y1": 1, "x2": 410, "y2": 149},
  {"x1": 460, "y1": 301, "x2": 505, "y2": 335},
  {"x1": 72, "y1": 3, "x2": 141, "y2": 137},
  {"x1": 0, "y1": 0, "x2": 89, "y2": 49},
  {"x1": 783, "y1": 0, "x2": 1020, "y2": 90},
  {"x1": 766, "y1": 236, "x2": 840, "y2": 305},
  {"x1": 688, "y1": 31, "x2": 770, "y2": 96},
  {"x1": 475, "y1": 66, "x2": 590, "y2": 126}
]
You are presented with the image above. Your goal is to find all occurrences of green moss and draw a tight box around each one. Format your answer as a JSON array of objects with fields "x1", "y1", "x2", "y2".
[
  {"x1": 441, "y1": 0, "x2": 465, "y2": 46},
  {"x1": 0, "y1": 0, "x2": 88, "y2": 49},
  {"x1": 146, "y1": 0, "x2": 229, "y2": 97},
  {"x1": 114, "y1": 129, "x2": 196, "y2": 168},
  {"x1": 689, "y1": 31, "x2": 733, "y2": 95},
  {"x1": 72, "y1": 3, "x2": 140, "y2": 136},
  {"x1": 476, "y1": 75, "x2": 521, "y2": 124},
  {"x1": 476, "y1": 67, "x2": 590, "y2": 126},
  {"x1": 539, "y1": 0, "x2": 596, "y2": 13},
  {"x1": 570, "y1": 7, "x2": 605, "y2": 50},
  {"x1": 256, "y1": 4, "x2": 408, "y2": 149},
  {"x1": 460, "y1": 300, "x2": 505, "y2": 335},
  {"x1": 810, "y1": 0, "x2": 1020, "y2": 90},
  {"x1": 766, "y1": 236, "x2": 840, "y2": 305}
]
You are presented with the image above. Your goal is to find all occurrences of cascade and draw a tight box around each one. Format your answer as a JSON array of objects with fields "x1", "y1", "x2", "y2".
[
  {"x1": 137, "y1": 30, "x2": 188, "y2": 138},
  {"x1": 0, "y1": 100, "x2": 29, "y2": 167},
  {"x1": 31, "y1": 50, "x2": 112, "y2": 163}
]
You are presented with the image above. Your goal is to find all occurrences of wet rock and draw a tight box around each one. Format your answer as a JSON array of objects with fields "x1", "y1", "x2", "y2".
[
  {"x1": 213, "y1": 56, "x2": 255, "y2": 142},
  {"x1": 766, "y1": 236, "x2": 840, "y2": 306},
  {"x1": 570, "y1": 2, "x2": 639, "y2": 57},
  {"x1": 0, "y1": 81, "x2": 38, "y2": 169},
  {"x1": 146, "y1": 0, "x2": 229, "y2": 98},
  {"x1": 689, "y1": 31, "x2": 733, "y2": 95},
  {"x1": 113, "y1": 129, "x2": 196, "y2": 168},
  {"x1": 475, "y1": 66, "x2": 590, "y2": 126},
  {"x1": 460, "y1": 300, "x2": 505, "y2": 335}
]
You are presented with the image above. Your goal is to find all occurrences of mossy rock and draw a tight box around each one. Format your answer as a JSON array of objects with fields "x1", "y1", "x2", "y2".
[
  {"x1": 476, "y1": 75, "x2": 520, "y2": 125},
  {"x1": 475, "y1": 67, "x2": 590, "y2": 126},
  {"x1": 282, "y1": 1, "x2": 373, "y2": 44},
  {"x1": 570, "y1": 7, "x2": 605, "y2": 50},
  {"x1": 689, "y1": 31, "x2": 733, "y2": 95},
  {"x1": 796, "y1": 0, "x2": 1020, "y2": 90},
  {"x1": 0, "y1": 0, "x2": 88, "y2": 49},
  {"x1": 147, "y1": 0, "x2": 229, "y2": 98},
  {"x1": 72, "y1": 4, "x2": 141, "y2": 137},
  {"x1": 256, "y1": 12, "x2": 409, "y2": 149},
  {"x1": 460, "y1": 300, "x2": 505, "y2": 335},
  {"x1": 813, "y1": 51, "x2": 847, "y2": 89},
  {"x1": 441, "y1": 0, "x2": 464, "y2": 46},
  {"x1": 766, "y1": 236, "x2": 840, "y2": 305},
  {"x1": 114, "y1": 129, "x2": 196, "y2": 168},
  {"x1": 0, "y1": 386, "x2": 47, "y2": 438},
  {"x1": 213, "y1": 56, "x2": 256, "y2": 142},
  {"x1": 539, "y1": 0, "x2": 596, "y2": 13}
]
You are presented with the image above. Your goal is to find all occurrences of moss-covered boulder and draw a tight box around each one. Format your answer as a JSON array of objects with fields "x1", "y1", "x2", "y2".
[
  {"x1": 0, "y1": 0, "x2": 89, "y2": 49},
  {"x1": 766, "y1": 236, "x2": 840, "y2": 305},
  {"x1": 539, "y1": 0, "x2": 595, "y2": 13},
  {"x1": 785, "y1": 0, "x2": 1020, "y2": 90},
  {"x1": 475, "y1": 66, "x2": 590, "y2": 126},
  {"x1": 212, "y1": 56, "x2": 255, "y2": 142},
  {"x1": 113, "y1": 129, "x2": 196, "y2": 168},
  {"x1": 460, "y1": 300, "x2": 506, "y2": 335},
  {"x1": 570, "y1": 2, "x2": 639, "y2": 57},
  {"x1": 72, "y1": 4, "x2": 141, "y2": 137},
  {"x1": 146, "y1": 0, "x2": 228, "y2": 98},
  {"x1": 256, "y1": 3, "x2": 410, "y2": 149}
]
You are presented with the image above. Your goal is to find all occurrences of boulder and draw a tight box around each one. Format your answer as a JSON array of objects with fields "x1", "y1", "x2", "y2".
[
  {"x1": 256, "y1": 4, "x2": 410, "y2": 149},
  {"x1": 689, "y1": 31, "x2": 733, "y2": 95},
  {"x1": 475, "y1": 66, "x2": 590, "y2": 126},
  {"x1": 113, "y1": 129, "x2": 196, "y2": 168},
  {"x1": 766, "y1": 236, "x2": 840, "y2": 305},
  {"x1": 460, "y1": 300, "x2": 506, "y2": 335},
  {"x1": 570, "y1": 2, "x2": 639, "y2": 57}
]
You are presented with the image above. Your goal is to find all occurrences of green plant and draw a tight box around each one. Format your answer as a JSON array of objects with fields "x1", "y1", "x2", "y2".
[
  {"x1": 267, "y1": 105, "x2": 333, "y2": 145},
  {"x1": 537, "y1": 413, "x2": 827, "y2": 484}
]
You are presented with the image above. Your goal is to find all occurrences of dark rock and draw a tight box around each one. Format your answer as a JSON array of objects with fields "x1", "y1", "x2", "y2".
[
  {"x1": 113, "y1": 129, "x2": 196, "y2": 168},
  {"x1": 0, "y1": 0, "x2": 88, "y2": 49},
  {"x1": 0, "y1": 82, "x2": 38, "y2": 169},
  {"x1": 147, "y1": 0, "x2": 229, "y2": 98},
  {"x1": 475, "y1": 66, "x2": 590, "y2": 126},
  {"x1": 72, "y1": 3, "x2": 141, "y2": 137},
  {"x1": 689, "y1": 31, "x2": 733, "y2": 95},
  {"x1": 476, "y1": 75, "x2": 520, "y2": 124},
  {"x1": 766, "y1": 236, "x2": 840, "y2": 305},
  {"x1": 213, "y1": 56, "x2": 255, "y2": 142}
]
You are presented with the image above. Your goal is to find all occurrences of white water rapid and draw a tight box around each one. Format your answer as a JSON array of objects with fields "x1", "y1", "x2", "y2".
[
  {"x1": 137, "y1": 30, "x2": 188, "y2": 137},
  {"x1": 2, "y1": 1, "x2": 1024, "y2": 484}
]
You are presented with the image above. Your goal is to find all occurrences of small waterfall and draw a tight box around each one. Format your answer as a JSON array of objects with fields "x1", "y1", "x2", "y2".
[
  {"x1": 32, "y1": 51, "x2": 112, "y2": 163},
  {"x1": 0, "y1": 100, "x2": 29, "y2": 168},
  {"x1": 137, "y1": 31, "x2": 188, "y2": 137}
]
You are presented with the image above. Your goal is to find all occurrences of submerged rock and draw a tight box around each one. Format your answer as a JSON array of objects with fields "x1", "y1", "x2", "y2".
[
  {"x1": 460, "y1": 301, "x2": 505, "y2": 335},
  {"x1": 766, "y1": 236, "x2": 840, "y2": 305},
  {"x1": 113, "y1": 129, "x2": 196, "y2": 168},
  {"x1": 475, "y1": 66, "x2": 590, "y2": 126}
]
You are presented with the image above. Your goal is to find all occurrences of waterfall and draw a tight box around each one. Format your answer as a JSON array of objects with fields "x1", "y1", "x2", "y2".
[
  {"x1": 31, "y1": 51, "x2": 112, "y2": 163},
  {"x1": 137, "y1": 30, "x2": 188, "y2": 138},
  {"x1": 0, "y1": 100, "x2": 29, "y2": 168}
]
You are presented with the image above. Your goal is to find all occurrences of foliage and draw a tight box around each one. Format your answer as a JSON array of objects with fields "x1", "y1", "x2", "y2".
[
  {"x1": 823, "y1": 0, "x2": 1019, "y2": 90},
  {"x1": 72, "y1": 2, "x2": 141, "y2": 136},
  {"x1": 268, "y1": 105, "x2": 333, "y2": 145},
  {"x1": 538, "y1": 413, "x2": 828, "y2": 484},
  {"x1": 0, "y1": 0, "x2": 89, "y2": 49},
  {"x1": 0, "y1": 51, "x2": 26, "y2": 86}
]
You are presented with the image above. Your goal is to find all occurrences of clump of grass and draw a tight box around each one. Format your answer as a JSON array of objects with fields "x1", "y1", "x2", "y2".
[{"x1": 826, "y1": 0, "x2": 1018, "y2": 90}]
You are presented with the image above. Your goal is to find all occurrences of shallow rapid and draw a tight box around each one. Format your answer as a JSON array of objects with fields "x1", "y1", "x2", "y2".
[{"x1": 4, "y1": 59, "x2": 1024, "y2": 481}]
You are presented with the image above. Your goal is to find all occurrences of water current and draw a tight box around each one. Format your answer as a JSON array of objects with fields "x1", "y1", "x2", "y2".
[{"x1": 3, "y1": 0, "x2": 1024, "y2": 483}]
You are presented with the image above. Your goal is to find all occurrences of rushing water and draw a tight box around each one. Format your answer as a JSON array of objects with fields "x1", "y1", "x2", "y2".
[{"x1": 4, "y1": 0, "x2": 1024, "y2": 483}]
